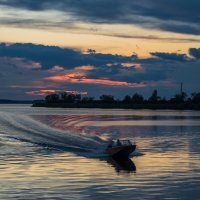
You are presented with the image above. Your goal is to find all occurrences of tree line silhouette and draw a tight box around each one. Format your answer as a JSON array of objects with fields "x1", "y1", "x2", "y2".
[{"x1": 33, "y1": 90, "x2": 200, "y2": 110}]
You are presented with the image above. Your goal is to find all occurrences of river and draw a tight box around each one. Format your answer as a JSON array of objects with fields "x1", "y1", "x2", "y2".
[{"x1": 0, "y1": 105, "x2": 199, "y2": 199}]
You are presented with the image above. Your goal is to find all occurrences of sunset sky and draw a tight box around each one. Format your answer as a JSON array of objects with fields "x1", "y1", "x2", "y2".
[{"x1": 1, "y1": 0, "x2": 200, "y2": 100}]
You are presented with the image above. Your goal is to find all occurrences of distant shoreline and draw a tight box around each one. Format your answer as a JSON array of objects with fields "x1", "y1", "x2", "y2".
[
  {"x1": 31, "y1": 90, "x2": 200, "y2": 110},
  {"x1": 0, "y1": 99, "x2": 33, "y2": 104},
  {"x1": 32, "y1": 102, "x2": 200, "y2": 110}
]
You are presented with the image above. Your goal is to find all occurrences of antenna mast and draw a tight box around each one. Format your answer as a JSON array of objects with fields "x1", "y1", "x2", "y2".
[{"x1": 180, "y1": 82, "x2": 183, "y2": 94}]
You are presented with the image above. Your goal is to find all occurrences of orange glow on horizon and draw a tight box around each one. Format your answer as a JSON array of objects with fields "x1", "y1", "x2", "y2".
[
  {"x1": 26, "y1": 90, "x2": 57, "y2": 96},
  {"x1": 26, "y1": 89, "x2": 88, "y2": 96},
  {"x1": 45, "y1": 73, "x2": 146, "y2": 88}
]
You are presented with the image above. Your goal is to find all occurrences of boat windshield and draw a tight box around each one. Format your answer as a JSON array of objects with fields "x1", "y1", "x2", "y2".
[
  {"x1": 119, "y1": 140, "x2": 132, "y2": 145},
  {"x1": 107, "y1": 140, "x2": 132, "y2": 148}
]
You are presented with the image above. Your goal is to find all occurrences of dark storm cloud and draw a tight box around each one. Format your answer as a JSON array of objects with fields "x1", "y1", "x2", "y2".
[
  {"x1": 0, "y1": 0, "x2": 200, "y2": 34},
  {"x1": 0, "y1": 43, "x2": 133, "y2": 69}
]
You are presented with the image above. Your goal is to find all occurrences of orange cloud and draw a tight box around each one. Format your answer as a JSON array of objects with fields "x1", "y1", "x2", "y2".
[
  {"x1": 121, "y1": 63, "x2": 142, "y2": 69},
  {"x1": 26, "y1": 89, "x2": 88, "y2": 96},
  {"x1": 75, "y1": 65, "x2": 94, "y2": 71},
  {"x1": 50, "y1": 65, "x2": 65, "y2": 71},
  {"x1": 26, "y1": 90, "x2": 57, "y2": 96},
  {"x1": 45, "y1": 73, "x2": 146, "y2": 88}
]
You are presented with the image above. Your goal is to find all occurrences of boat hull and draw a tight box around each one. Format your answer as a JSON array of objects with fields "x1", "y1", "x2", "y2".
[{"x1": 106, "y1": 144, "x2": 136, "y2": 158}]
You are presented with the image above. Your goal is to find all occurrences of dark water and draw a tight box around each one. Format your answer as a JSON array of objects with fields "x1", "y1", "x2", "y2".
[{"x1": 0, "y1": 105, "x2": 200, "y2": 200}]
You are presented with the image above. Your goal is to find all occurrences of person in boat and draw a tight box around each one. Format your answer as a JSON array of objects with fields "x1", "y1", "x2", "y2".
[
  {"x1": 117, "y1": 139, "x2": 121, "y2": 146},
  {"x1": 107, "y1": 140, "x2": 114, "y2": 148},
  {"x1": 106, "y1": 139, "x2": 136, "y2": 158}
]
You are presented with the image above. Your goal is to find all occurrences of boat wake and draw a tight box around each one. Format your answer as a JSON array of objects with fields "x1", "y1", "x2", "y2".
[
  {"x1": 0, "y1": 109, "x2": 144, "y2": 159},
  {"x1": 0, "y1": 111, "x2": 106, "y2": 156}
]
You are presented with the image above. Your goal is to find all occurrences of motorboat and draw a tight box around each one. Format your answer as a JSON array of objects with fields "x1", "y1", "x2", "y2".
[{"x1": 105, "y1": 139, "x2": 136, "y2": 158}]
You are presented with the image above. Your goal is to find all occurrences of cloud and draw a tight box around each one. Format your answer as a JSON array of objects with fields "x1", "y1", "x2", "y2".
[
  {"x1": 1, "y1": 42, "x2": 200, "y2": 99},
  {"x1": 26, "y1": 89, "x2": 88, "y2": 96},
  {"x1": 26, "y1": 90, "x2": 58, "y2": 96},
  {"x1": 189, "y1": 48, "x2": 200, "y2": 59},
  {"x1": 0, "y1": 43, "x2": 134, "y2": 69},
  {"x1": 150, "y1": 52, "x2": 189, "y2": 62},
  {"x1": 0, "y1": 0, "x2": 200, "y2": 35},
  {"x1": 0, "y1": 56, "x2": 50, "y2": 99},
  {"x1": 0, "y1": 43, "x2": 82, "y2": 69},
  {"x1": 97, "y1": 33, "x2": 200, "y2": 43},
  {"x1": 45, "y1": 72, "x2": 146, "y2": 88},
  {"x1": 0, "y1": 43, "x2": 194, "y2": 83},
  {"x1": 0, "y1": 73, "x2": 4, "y2": 78}
]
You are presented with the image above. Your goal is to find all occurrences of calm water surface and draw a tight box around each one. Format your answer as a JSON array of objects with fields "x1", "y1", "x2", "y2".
[{"x1": 0, "y1": 105, "x2": 200, "y2": 200}]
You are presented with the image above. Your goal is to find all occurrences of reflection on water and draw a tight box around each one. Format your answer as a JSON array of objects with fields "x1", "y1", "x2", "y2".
[
  {"x1": 0, "y1": 105, "x2": 200, "y2": 199},
  {"x1": 107, "y1": 157, "x2": 136, "y2": 173}
]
